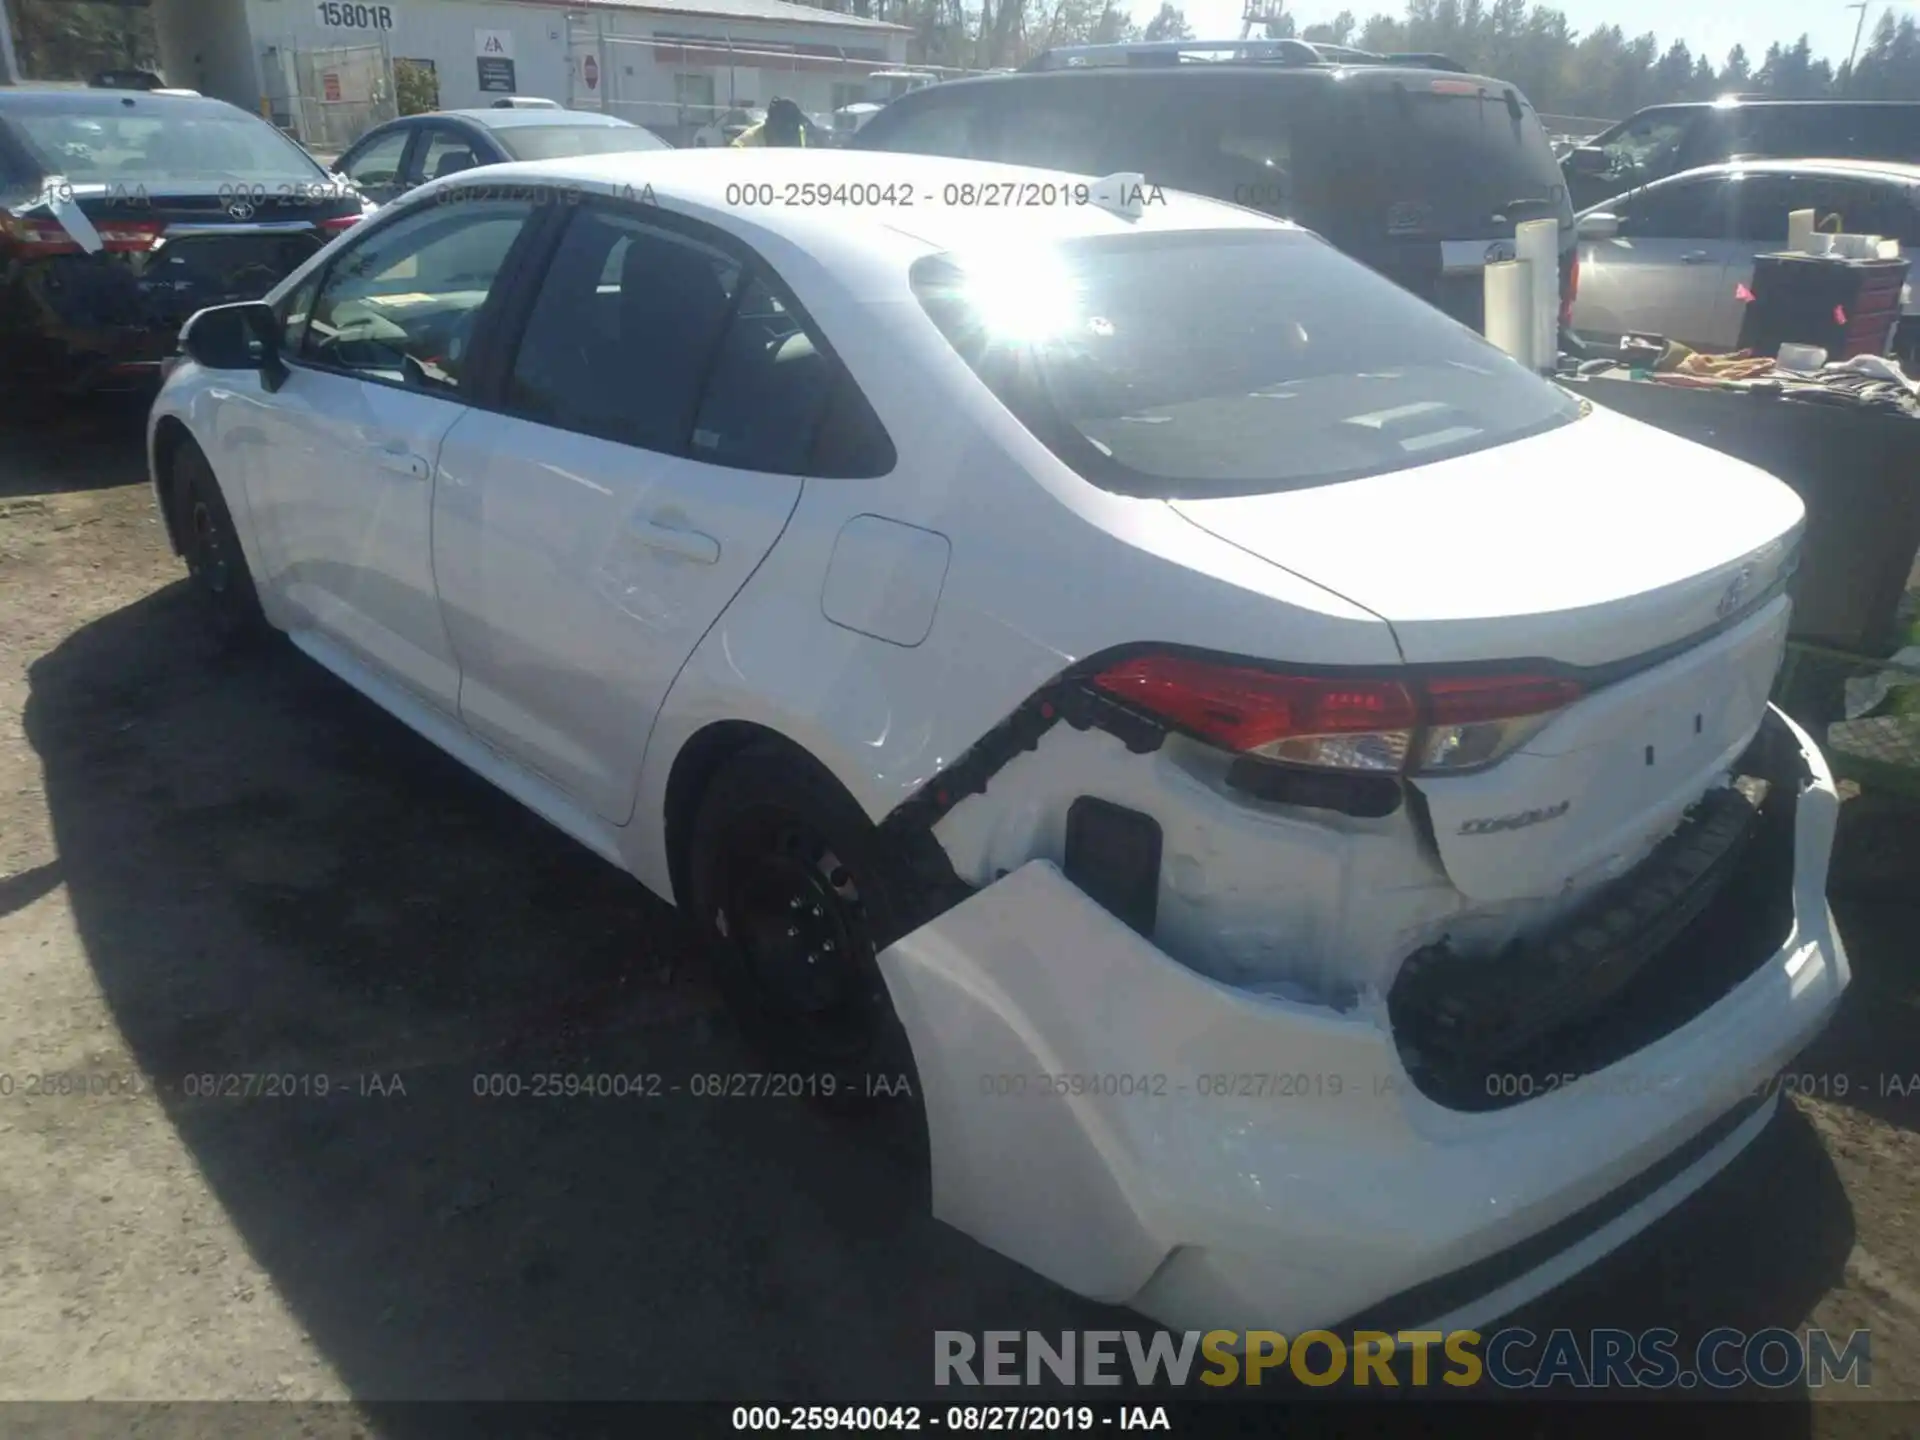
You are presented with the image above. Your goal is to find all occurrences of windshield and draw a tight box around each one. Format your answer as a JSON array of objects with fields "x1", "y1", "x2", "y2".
[
  {"x1": 500, "y1": 125, "x2": 670, "y2": 161},
  {"x1": 911, "y1": 229, "x2": 1582, "y2": 500},
  {"x1": 8, "y1": 108, "x2": 324, "y2": 186},
  {"x1": 1334, "y1": 83, "x2": 1572, "y2": 240}
]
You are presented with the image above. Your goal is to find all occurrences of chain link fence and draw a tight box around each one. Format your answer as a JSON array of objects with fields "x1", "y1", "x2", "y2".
[{"x1": 284, "y1": 42, "x2": 397, "y2": 154}]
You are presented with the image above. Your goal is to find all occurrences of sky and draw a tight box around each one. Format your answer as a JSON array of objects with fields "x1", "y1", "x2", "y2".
[{"x1": 1154, "y1": 0, "x2": 1913, "y2": 71}]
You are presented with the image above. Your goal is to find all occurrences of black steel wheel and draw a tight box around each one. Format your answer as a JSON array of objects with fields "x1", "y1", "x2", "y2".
[
  {"x1": 687, "y1": 741, "x2": 934, "y2": 1121},
  {"x1": 172, "y1": 441, "x2": 266, "y2": 644}
]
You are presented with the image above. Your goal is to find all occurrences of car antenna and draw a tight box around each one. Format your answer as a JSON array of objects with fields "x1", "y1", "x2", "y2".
[{"x1": 1089, "y1": 172, "x2": 1148, "y2": 220}]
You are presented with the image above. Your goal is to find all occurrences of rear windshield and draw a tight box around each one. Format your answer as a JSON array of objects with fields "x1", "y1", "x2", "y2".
[
  {"x1": 500, "y1": 125, "x2": 670, "y2": 161},
  {"x1": 1334, "y1": 83, "x2": 1572, "y2": 240},
  {"x1": 911, "y1": 229, "x2": 1582, "y2": 500},
  {"x1": 6, "y1": 107, "x2": 324, "y2": 186}
]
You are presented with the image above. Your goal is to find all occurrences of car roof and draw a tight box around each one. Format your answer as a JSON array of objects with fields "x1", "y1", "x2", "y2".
[
  {"x1": 432, "y1": 108, "x2": 637, "y2": 129},
  {"x1": 0, "y1": 86, "x2": 253, "y2": 119},
  {"x1": 1661, "y1": 157, "x2": 1920, "y2": 186},
  {"x1": 413, "y1": 148, "x2": 1287, "y2": 275},
  {"x1": 902, "y1": 62, "x2": 1517, "y2": 97}
]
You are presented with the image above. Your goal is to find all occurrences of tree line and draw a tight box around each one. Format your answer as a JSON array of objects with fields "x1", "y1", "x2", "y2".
[{"x1": 849, "y1": 0, "x2": 1920, "y2": 119}]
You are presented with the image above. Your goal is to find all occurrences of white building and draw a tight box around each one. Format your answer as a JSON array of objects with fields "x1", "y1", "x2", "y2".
[{"x1": 147, "y1": 0, "x2": 912, "y2": 149}]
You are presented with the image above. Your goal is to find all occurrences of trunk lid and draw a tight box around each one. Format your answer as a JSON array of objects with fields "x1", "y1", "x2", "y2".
[
  {"x1": 1168, "y1": 405, "x2": 1804, "y2": 668},
  {"x1": 1171, "y1": 405, "x2": 1804, "y2": 904}
]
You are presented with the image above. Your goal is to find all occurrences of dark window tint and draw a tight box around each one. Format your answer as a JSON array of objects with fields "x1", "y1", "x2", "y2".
[
  {"x1": 499, "y1": 124, "x2": 669, "y2": 160},
  {"x1": 301, "y1": 198, "x2": 534, "y2": 390},
  {"x1": 982, "y1": 82, "x2": 1114, "y2": 174},
  {"x1": 1597, "y1": 107, "x2": 1695, "y2": 189},
  {"x1": 808, "y1": 372, "x2": 896, "y2": 477},
  {"x1": 1751, "y1": 105, "x2": 1920, "y2": 162},
  {"x1": 1617, "y1": 177, "x2": 1729, "y2": 238},
  {"x1": 504, "y1": 207, "x2": 742, "y2": 450},
  {"x1": 278, "y1": 268, "x2": 323, "y2": 353},
  {"x1": 856, "y1": 91, "x2": 992, "y2": 157},
  {"x1": 1123, "y1": 78, "x2": 1335, "y2": 219},
  {"x1": 418, "y1": 127, "x2": 483, "y2": 182},
  {"x1": 911, "y1": 230, "x2": 1581, "y2": 500},
  {"x1": 1345, "y1": 83, "x2": 1570, "y2": 239},
  {"x1": 689, "y1": 274, "x2": 836, "y2": 473}
]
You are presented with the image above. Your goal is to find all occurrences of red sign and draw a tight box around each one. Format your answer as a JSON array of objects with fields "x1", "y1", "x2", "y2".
[
  {"x1": 582, "y1": 54, "x2": 599, "y2": 90},
  {"x1": 322, "y1": 70, "x2": 342, "y2": 102}
]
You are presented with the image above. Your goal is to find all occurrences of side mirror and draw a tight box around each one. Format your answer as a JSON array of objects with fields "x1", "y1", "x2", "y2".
[
  {"x1": 179, "y1": 300, "x2": 288, "y2": 391},
  {"x1": 1566, "y1": 145, "x2": 1610, "y2": 176},
  {"x1": 1576, "y1": 211, "x2": 1621, "y2": 240}
]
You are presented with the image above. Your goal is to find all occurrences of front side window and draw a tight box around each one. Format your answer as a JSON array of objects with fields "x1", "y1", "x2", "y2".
[
  {"x1": 342, "y1": 127, "x2": 409, "y2": 189},
  {"x1": 503, "y1": 206, "x2": 742, "y2": 451},
  {"x1": 1604, "y1": 110, "x2": 1692, "y2": 184},
  {"x1": 299, "y1": 198, "x2": 536, "y2": 391},
  {"x1": 911, "y1": 229, "x2": 1582, "y2": 500},
  {"x1": 1617, "y1": 178, "x2": 1729, "y2": 239}
]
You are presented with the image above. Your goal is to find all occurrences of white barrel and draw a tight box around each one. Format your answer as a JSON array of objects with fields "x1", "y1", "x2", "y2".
[
  {"x1": 1484, "y1": 258, "x2": 1534, "y2": 369},
  {"x1": 1515, "y1": 218, "x2": 1559, "y2": 372},
  {"x1": 1787, "y1": 208, "x2": 1816, "y2": 253}
]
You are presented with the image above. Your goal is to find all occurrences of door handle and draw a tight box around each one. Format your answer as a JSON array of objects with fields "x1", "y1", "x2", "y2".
[
  {"x1": 638, "y1": 520, "x2": 721, "y2": 565},
  {"x1": 1681, "y1": 250, "x2": 1713, "y2": 263},
  {"x1": 371, "y1": 446, "x2": 430, "y2": 480}
]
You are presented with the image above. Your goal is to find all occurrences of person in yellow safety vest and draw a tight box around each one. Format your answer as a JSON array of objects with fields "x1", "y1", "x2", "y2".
[{"x1": 732, "y1": 97, "x2": 807, "y2": 148}]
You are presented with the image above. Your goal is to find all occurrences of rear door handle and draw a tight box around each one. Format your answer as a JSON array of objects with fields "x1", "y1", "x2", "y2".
[
  {"x1": 638, "y1": 520, "x2": 721, "y2": 565},
  {"x1": 371, "y1": 445, "x2": 430, "y2": 480}
]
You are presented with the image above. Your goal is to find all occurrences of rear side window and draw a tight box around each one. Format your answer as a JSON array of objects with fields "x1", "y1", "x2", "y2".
[
  {"x1": 911, "y1": 229, "x2": 1581, "y2": 500},
  {"x1": 1752, "y1": 106, "x2": 1920, "y2": 162},
  {"x1": 1123, "y1": 79, "x2": 1336, "y2": 219},
  {"x1": 503, "y1": 207, "x2": 742, "y2": 451},
  {"x1": 856, "y1": 94, "x2": 989, "y2": 158},
  {"x1": 1340, "y1": 82, "x2": 1571, "y2": 241},
  {"x1": 1617, "y1": 177, "x2": 1730, "y2": 238},
  {"x1": 690, "y1": 274, "x2": 839, "y2": 474},
  {"x1": 984, "y1": 84, "x2": 1114, "y2": 174}
]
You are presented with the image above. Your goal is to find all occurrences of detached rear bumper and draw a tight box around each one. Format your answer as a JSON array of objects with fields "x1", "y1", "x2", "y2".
[{"x1": 877, "y1": 705, "x2": 1848, "y2": 1333}]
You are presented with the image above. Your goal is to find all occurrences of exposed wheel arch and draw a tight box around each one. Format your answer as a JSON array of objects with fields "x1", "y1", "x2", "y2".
[{"x1": 662, "y1": 720, "x2": 796, "y2": 911}]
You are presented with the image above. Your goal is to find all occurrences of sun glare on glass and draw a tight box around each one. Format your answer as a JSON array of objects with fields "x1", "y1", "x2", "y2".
[{"x1": 955, "y1": 249, "x2": 1081, "y2": 344}]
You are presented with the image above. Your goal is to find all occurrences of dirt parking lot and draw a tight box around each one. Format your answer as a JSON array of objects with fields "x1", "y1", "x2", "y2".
[{"x1": 0, "y1": 393, "x2": 1916, "y2": 1425}]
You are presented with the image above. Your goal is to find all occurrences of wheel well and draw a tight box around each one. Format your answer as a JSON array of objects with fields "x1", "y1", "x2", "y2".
[
  {"x1": 151, "y1": 416, "x2": 196, "y2": 556},
  {"x1": 662, "y1": 720, "x2": 798, "y2": 910}
]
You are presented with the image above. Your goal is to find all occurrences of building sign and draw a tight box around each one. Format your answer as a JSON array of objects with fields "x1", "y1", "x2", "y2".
[
  {"x1": 476, "y1": 29, "x2": 516, "y2": 60},
  {"x1": 315, "y1": 2, "x2": 395, "y2": 29},
  {"x1": 477, "y1": 57, "x2": 517, "y2": 92},
  {"x1": 321, "y1": 70, "x2": 343, "y2": 102},
  {"x1": 581, "y1": 54, "x2": 598, "y2": 90}
]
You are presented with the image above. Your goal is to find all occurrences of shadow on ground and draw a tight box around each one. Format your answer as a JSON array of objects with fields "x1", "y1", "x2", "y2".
[
  {"x1": 0, "y1": 390, "x2": 153, "y2": 501},
  {"x1": 23, "y1": 574, "x2": 1868, "y2": 1416}
]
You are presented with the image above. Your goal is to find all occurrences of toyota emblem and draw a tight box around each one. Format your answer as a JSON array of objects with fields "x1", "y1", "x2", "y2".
[
  {"x1": 1484, "y1": 239, "x2": 1517, "y2": 263},
  {"x1": 226, "y1": 198, "x2": 256, "y2": 221}
]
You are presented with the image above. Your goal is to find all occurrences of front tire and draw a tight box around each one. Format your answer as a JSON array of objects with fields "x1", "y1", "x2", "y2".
[
  {"x1": 171, "y1": 441, "x2": 267, "y2": 646},
  {"x1": 687, "y1": 742, "x2": 934, "y2": 1124}
]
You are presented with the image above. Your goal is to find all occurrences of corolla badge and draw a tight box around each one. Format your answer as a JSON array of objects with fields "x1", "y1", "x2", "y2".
[
  {"x1": 1458, "y1": 799, "x2": 1571, "y2": 836},
  {"x1": 226, "y1": 198, "x2": 256, "y2": 220},
  {"x1": 1484, "y1": 239, "x2": 1517, "y2": 263},
  {"x1": 1716, "y1": 563, "x2": 1755, "y2": 619}
]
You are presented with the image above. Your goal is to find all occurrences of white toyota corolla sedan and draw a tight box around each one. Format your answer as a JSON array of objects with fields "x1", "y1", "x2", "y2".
[{"x1": 147, "y1": 147, "x2": 1848, "y2": 1337}]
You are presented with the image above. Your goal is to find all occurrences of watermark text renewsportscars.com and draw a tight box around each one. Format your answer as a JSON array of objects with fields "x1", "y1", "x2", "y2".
[{"x1": 936, "y1": 1328, "x2": 1871, "y2": 1390}]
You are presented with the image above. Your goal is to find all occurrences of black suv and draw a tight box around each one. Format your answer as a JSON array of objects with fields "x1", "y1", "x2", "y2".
[
  {"x1": 1565, "y1": 99, "x2": 1920, "y2": 211},
  {"x1": 852, "y1": 45, "x2": 1578, "y2": 334}
]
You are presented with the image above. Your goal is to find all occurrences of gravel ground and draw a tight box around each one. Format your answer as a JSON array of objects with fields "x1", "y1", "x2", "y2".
[{"x1": 0, "y1": 393, "x2": 1915, "y2": 1426}]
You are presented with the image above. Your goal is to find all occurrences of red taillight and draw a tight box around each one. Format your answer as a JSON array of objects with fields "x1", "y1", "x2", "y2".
[
  {"x1": 317, "y1": 214, "x2": 364, "y2": 236},
  {"x1": 1561, "y1": 251, "x2": 1580, "y2": 328},
  {"x1": 1093, "y1": 656, "x2": 1416, "y2": 753},
  {"x1": 0, "y1": 214, "x2": 161, "y2": 255},
  {"x1": 96, "y1": 219, "x2": 164, "y2": 253},
  {"x1": 1090, "y1": 652, "x2": 1583, "y2": 775}
]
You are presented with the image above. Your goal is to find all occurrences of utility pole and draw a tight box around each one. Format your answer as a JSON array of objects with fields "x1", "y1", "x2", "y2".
[
  {"x1": 0, "y1": 0, "x2": 21, "y2": 85},
  {"x1": 1845, "y1": 1, "x2": 1871, "y2": 87},
  {"x1": 1240, "y1": 0, "x2": 1283, "y2": 40}
]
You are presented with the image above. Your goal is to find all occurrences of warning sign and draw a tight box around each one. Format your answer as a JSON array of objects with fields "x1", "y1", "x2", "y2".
[
  {"x1": 322, "y1": 70, "x2": 343, "y2": 102},
  {"x1": 582, "y1": 54, "x2": 599, "y2": 90}
]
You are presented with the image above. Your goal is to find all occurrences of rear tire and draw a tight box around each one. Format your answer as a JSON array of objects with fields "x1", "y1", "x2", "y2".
[
  {"x1": 171, "y1": 441, "x2": 267, "y2": 647},
  {"x1": 686, "y1": 741, "x2": 933, "y2": 1131}
]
